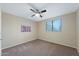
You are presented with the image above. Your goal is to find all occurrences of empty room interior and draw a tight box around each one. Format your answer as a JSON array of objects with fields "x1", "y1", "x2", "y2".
[{"x1": 0, "y1": 3, "x2": 79, "y2": 56}]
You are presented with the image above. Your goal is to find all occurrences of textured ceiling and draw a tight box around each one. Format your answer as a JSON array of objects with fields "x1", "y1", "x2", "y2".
[{"x1": 1, "y1": 3, "x2": 79, "y2": 21}]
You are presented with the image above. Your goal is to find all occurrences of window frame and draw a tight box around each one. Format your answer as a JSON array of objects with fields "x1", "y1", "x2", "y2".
[{"x1": 46, "y1": 16, "x2": 62, "y2": 32}]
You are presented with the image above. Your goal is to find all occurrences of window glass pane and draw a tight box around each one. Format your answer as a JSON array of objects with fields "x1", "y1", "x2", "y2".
[
  {"x1": 46, "y1": 20, "x2": 53, "y2": 32},
  {"x1": 53, "y1": 17, "x2": 62, "y2": 32}
]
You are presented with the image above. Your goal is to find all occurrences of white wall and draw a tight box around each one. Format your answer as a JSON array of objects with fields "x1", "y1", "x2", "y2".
[
  {"x1": 77, "y1": 10, "x2": 79, "y2": 52},
  {"x1": 2, "y1": 11, "x2": 78, "y2": 50},
  {"x1": 0, "y1": 8, "x2": 1, "y2": 56},
  {"x1": 38, "y1": 12, "x2": 77, "y2": 48},
  {"x1": 0, "y1": 9, "x2": 1, "y2": 39},
  {"x1": 2, "y1": 12, "x2": 37, "y2": 49}
]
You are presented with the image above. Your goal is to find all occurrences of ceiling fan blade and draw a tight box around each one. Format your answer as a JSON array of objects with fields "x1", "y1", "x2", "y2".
[
  {"x1": 40, "y1": 15, "x2": 42, "y2": 18},
  {"x1": 41, "y1": 10, "x2": 46, "y2": 13},
  {"x1": 31, "y1": 14, "x2": 35, "y2": 17},
  {"x1": 36, "y1": 9, "x2": 39, "y2": 12},
  {"x1": 30, "y1": 9, "x2": 36, "y2": 13}
]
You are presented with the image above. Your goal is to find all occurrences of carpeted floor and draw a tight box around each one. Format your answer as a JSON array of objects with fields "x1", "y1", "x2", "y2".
[{"x1": 2, "y1": 39, "x2": 79, "y2": 56}]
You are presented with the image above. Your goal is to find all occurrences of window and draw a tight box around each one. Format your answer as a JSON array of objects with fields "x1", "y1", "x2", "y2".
[{"x1": 46, "y1": 16, "x2": 62, "y2": 32}]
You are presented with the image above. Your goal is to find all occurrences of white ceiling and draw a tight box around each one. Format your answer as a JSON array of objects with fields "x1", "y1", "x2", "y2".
[{"x1": 0, "y1": 3, "x2": 79, "y2": 21}]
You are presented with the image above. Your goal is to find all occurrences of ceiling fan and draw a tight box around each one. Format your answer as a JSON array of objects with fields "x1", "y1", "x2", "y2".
[{"x1": 30, "y1": 9, "x2": 46, "y2": 18}]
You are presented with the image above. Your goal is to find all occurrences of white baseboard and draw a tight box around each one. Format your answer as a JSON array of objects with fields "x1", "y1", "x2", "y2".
[
  {"x1": 77, "y1": 49, "x2": 79, "y2": 53},
  {"x1": 39, "y1": 38, "x2": 76, "y2": 49},
  {"x1": 0, "y1": 49, "x2": 1, "y2": 56},
  {"x1": 75, "y1": 47, "x2": 79, "y2": 53},
  {"x1": 2, "y1": 39, "x2": 37, "y2": 50}
]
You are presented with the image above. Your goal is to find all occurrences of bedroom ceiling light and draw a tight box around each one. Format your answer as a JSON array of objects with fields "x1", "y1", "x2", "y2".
[{"x1": 35, "y1": 13, "x2": 40, "y2": 17}]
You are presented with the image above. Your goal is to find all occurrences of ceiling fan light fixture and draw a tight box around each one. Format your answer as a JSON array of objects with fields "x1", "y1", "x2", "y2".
[{"x1": 35, "y1": 13, "x2": 40, "y2": 17}]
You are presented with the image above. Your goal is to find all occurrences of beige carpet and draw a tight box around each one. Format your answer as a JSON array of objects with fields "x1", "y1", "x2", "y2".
[{"x1": 2, "y1": 39, "x2": 79, "y2": 56}]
